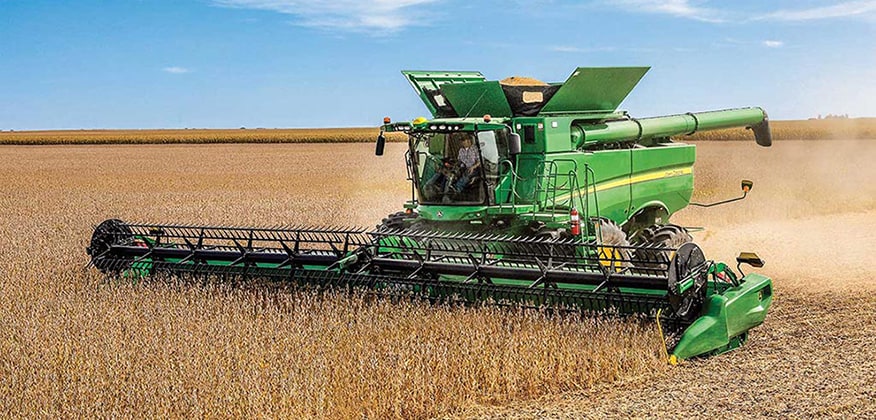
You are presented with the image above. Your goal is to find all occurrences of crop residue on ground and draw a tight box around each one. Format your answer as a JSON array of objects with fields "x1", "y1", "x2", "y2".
[{"x1": 1, "y1": 140, "x2": 874, "y2": 418}]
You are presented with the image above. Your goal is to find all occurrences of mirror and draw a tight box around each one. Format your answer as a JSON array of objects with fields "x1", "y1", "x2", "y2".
[
  {"x1": 736, "y1": 252, "x2": 765, "y2": 268},
  {"x1": 509, "y1": 132, "x2": 521, "y2": 155},
  {"x1": 375, "y1": 132, "x2": 386, "y2": 156}
]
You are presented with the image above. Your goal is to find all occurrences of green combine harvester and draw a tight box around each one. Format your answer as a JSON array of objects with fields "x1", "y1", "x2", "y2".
[{"x1": 88, "y1": 67, "x2": 773, "y2": 361}]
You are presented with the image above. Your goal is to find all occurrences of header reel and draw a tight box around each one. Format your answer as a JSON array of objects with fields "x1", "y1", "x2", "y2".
[{"x1": 86, "y1": 218, "x2": 765, "y2": 360}]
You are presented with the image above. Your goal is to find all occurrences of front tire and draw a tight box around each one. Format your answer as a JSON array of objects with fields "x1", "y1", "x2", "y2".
[
  {"x1": 376, "y1": 211, "x2": 419, "y2": 231},
  {"x1": 634, "y1": 223, "x2": 692, "y2": 266}
]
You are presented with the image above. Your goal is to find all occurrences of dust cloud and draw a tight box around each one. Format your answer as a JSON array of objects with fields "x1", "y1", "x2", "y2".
[{"x1": 676, "y1": 139, "x2": 876, "y2": 292}]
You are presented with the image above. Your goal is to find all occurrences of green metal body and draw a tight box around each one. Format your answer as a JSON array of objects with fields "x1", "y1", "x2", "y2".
[
  {"x1": 381, "y1": 67, "x2": 774, "y2": 359},
  {"x1": 671, "y1": 273, "x2": 773, "y2": 359},
  {"x1": 388, "y1": 67, "x2": 770, "y2": 234}
]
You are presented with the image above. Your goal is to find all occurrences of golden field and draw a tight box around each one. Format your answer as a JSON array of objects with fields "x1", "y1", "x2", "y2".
[
  {"x1": 1, "y1": 138, "x2": 875, "y2": 418},
  {"x1": 0, "y1": 118, "x2": 873, "y2": 145},
  {"x1": 462, "y1": 138, "x2": 876, "y2": 418},
  {"x1": 0, "y1": 143, "x2": 664, "y2": 419}
]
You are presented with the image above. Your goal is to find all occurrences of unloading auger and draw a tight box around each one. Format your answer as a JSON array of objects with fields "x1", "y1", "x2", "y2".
[{"x1": 88, "y1": 67, "x2": 774, "y2": 361}]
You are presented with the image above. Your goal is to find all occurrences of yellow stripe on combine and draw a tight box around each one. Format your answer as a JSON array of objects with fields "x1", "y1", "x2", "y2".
[{"x1": 552, "y1": 166, "x2": 692, "y2": 203}]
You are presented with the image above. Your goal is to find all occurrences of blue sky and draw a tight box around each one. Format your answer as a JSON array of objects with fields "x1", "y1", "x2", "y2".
[{"x1": 1, "y1": 0, "x2": 874, "y2": 130}]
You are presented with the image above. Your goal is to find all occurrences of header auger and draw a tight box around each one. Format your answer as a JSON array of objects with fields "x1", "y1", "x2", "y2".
[{"x1": 88, "y1": 67, "x2": 773, "y2": 361}]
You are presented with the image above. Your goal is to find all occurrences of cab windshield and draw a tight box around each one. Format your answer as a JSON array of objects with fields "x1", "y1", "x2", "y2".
[{"x1": 410, "y1": 129, "x2": 510, "y2": 205}]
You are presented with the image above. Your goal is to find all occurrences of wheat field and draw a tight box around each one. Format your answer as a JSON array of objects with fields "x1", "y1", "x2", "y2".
[
  {"x1": 1, "y1": 138, "x2": 874, "y2": 418},
  {"x1": 0, "y1": 143, "x2": 664, "y2": 419}
]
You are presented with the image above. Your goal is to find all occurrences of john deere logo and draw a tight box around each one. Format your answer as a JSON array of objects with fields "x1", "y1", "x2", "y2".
[{"x1": 436, "y1": 211, "x2": 443, "y2": 218}]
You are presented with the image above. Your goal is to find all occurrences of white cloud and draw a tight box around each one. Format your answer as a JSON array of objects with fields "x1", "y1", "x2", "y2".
[
  {"x1": 606, "y1": 0, "x2": 876, "y2": 23},
  {"x1": 759, "y1": 1, "x2": 876, "y2": 21},
  {"x1": 762, "y1": 40, "x2": 784, "y2": 48},
  {"x1": 550, "y1": 45, "x2": 616, "y2": 53},
  {"x1": 213, "y1": 0, "x2": 437, "y2": 33},
  {"x1": 610, "y1": 0, "x2": 725, "y2": 23},
  {"x1": 162, "y1": 67, "x2": 191, "y2": 74}
]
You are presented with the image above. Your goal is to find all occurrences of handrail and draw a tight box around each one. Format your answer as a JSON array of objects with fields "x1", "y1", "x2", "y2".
[
  {"x1": 497, "y1": 159, "x2": 525, "y2": 206},
  {"x1": 405, "y1": 150, "x2": 418, "y2": 204},
  {"x1": 584, "y1": 164, "x2": 601, "y2": 231}
]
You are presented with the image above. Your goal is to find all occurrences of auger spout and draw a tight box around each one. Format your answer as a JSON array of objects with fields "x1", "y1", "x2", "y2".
[{"x1": 572, "y1": 107, "x2": 771, "y2": 148}]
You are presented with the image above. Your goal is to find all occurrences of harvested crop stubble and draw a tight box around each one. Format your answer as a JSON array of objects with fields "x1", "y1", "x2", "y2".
[
  {"x1": 2, "y1": 139, "x2": 874, "y2": 418},
  {"x1": 0, "y1": 143, "x2": 665, "y2": 419},
  {"x1": 460, "y1": 293, "x2": 876, "y2": 419}
]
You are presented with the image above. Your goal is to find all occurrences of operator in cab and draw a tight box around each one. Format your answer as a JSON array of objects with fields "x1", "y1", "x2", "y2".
[
  {"x1": 423, "y1": 132, "x2": 480, "y2": 201},
  {"x1": 454, "y1": 134, "x2": 480, "y2": 192}
]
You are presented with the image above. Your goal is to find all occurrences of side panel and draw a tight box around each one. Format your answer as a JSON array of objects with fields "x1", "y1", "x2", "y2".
[
  {"x1": 584, "y1": 150, "x2": 633, "y2": 223},
  {"x1": 672, "y1": 273, "x2": 773, "y2": 360},
  {"x1": 540, "y1": 67, "x2": 650, "y2": 114},
  {"x1": 441, "y1": 82, "x2": 513, "y2": 118},
  {"x1": 401, "y1": 71, "x2": 486, "y2": 118},
  {"x1": 629, "y1": 143, "x2": 695, "y2": 219}
]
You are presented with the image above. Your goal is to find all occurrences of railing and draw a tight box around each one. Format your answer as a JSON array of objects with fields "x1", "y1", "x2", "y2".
[{"x1": 495, "y1": 159, "x2": 523, "y2": 208}]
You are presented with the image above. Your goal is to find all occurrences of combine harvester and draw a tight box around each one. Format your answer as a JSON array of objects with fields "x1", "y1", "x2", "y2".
[{"x1": 87, "y1": 67, "x2": 773, "y2": 361}]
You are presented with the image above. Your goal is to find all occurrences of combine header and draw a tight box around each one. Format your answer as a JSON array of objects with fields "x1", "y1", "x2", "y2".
[{"x1": 88, "y1": 67, "x2": 773, "y2": 361}]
